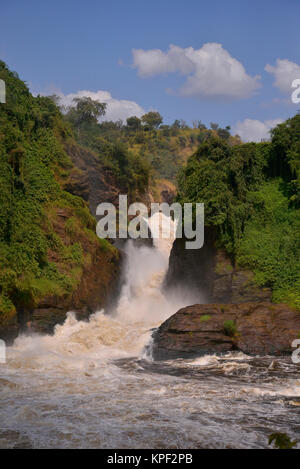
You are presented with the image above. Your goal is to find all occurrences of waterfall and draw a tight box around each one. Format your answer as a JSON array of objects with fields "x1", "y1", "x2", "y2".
[
  {"x1": 7, "y1": 212, "x2": 186, "y2": 366},
  {"x1": 1, "y1": 212, "x2": 299, "y2": 449}
]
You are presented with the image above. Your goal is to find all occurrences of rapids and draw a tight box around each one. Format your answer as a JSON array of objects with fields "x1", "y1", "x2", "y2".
[{"x1": 0, "y1": 213, "x2": 299, "y2": 448}]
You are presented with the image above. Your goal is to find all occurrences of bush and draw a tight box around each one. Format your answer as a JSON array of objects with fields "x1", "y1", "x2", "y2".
[
  {"x1": 223, "y1": 320, "x2": 238, "y2": 337},
  {"x1": 200, "y1": 314, "x2": 211, "y2": 322},
  {"x1": 177, "y1": 116, "x2": 300, "y2": 308}
]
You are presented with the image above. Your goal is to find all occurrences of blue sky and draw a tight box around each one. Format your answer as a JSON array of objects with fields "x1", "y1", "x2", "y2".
[{"x1": 1, "y1": 0, "x2": 300, "y2": 140}]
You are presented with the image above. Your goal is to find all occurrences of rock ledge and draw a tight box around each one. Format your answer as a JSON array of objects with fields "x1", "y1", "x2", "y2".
[{"x1": 152, "y1": 303, "x2": 300, "y2": 360}]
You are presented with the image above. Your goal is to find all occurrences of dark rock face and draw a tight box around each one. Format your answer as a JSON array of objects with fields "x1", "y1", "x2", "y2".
[
  {"x1": 25, "y1": 241, "x2": 123, "y2": 337},
  {"x1": 64, "y1": 142, "x2": 154, "y2": 215},
  {"x1": 152, "y1": 303, "x2": 300, "y2": 360},
  {"x1": 159, "y1": 182, "x2": 176, "y2": 205},
  {"x1": 165, "y1": 228, "x2": 217, "y2": 302},
  {"x1": 231, "y1": 271, "x2": 271, "y2": 303},
  {"x1": 63, "y1": 167, "x2": 90, "y2": 201},
  {"x1": 165, "y1": 229, "x2": 271, "y2": 304},
  {"x1": 0, "y1": 310, "x2": 19, "y2": 344},
  {"x1": 64, "y1": 142, "x2": 121, "y2": 215}
]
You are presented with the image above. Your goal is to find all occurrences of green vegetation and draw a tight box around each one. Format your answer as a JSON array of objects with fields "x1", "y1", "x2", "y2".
[
  {"x1": 177, "y1": 115, "x2": 300, "y2": 308},
  {"x1": 215, "y1": 261, "x2": 233, "y2": 275},
  {"x1": 0, "y1": 61, "x2": 117, "y2": 315},
  {"x1": 268, "y1": 433, "x2": 297, "y2": 449},
  {"x1": 200, "y1": 314, "x2": 211, "y2": 322},
  {"x1": 223, "y1": 320, "x2": 238, "y2": 337},
  {"x1": 1, "y1": 61, "x2": 236, "y2": 319},
  {"x1": 1, "y1": 58, "x2": 298, "y2": 320},
  {"x1": 63, "y1": 101, "x2": 238, "y2": 183}
]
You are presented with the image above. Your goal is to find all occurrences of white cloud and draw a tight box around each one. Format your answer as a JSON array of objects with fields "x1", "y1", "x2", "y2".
[
  {"x1": 233, "y1": 118, "x2": 283, "y2": 142},
  {"x1": 265, "y1": 59, "x2": 300, "y2": 94},
  {"x1": 57, "y1": 89, "x2": 145, "y2": 122},
  {"x1": 132, "y1": 43, "x2": 261, "y2": 99}
]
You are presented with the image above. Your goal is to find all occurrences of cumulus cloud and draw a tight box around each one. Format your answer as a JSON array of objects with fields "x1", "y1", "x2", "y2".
[
  {"x1": 265, "y1": 59, "x2": 300, "y2": 94},
  {"x1": 233, "y1": 118, "x2": 283, "y2": 142},
  {"x1": 132, "y1": 43, "x2": 261, "y2": 99},
  {"x1": 57, "y1": 89, "x2": 145, "y2": 122}
]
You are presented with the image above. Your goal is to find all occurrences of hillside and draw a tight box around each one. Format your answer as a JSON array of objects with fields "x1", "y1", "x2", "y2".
[
  {"x1": 1, "y1": 59, "x2": 299, "y2": 343},
  {"x1": 62, "y1": 101, "x2": 239, "y2": 185},
  {"x1": 0, "y1": 62, "x2": 123, "y2": 339},
  {"x1": 176, "y1": 115, "x2": 300, "y2": 308}
]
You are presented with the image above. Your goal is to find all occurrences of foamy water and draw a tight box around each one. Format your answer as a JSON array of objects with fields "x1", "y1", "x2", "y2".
[{"x1": 0, "y1": 213, "x2": 299, "y2": 448}]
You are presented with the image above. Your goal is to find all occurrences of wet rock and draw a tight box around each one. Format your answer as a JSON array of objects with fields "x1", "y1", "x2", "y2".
[
  {"x1": 231, "y1": 270, "x2": 271, "y2": 303},
  {"x1": 0, "y1": 430, "x2": 32, "y2": 449},
  {"x1": 152, "y1": 303, "x2": 300, "y2": 360},
  {"x1": 268, "y1": 360, "x2": 281, "y2": 371},
  {"x1": 211, "y1": 250, "x2": 233, "y2": 303},
  {"x1": 27, "y1": 246, "x2": 123, "y2": 335},
  {"x1": 2, "y1": 236, "x2": 123, "y2": 340},
  {"x1": 165, "y1": 228, "x2": 217, "y2": 302},
  {"x1": 0, "y1": 309, "x2": 18, "y2": 344},
  {"x1": 166, "y1": 231, "x2": 272, "y2": 304}
]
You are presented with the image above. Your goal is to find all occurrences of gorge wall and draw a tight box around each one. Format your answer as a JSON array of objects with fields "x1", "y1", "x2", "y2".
[{"x1": 165, "y1": 227, "x2": 272, "y2": 304}]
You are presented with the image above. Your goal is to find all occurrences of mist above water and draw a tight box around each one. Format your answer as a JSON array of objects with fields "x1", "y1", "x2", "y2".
[
  {"x1": 3, "y1": 212, "x2": 194, "y2": 369},
  {"x1": 1, "y1": 212, "x2": 299, "y2": 449}
]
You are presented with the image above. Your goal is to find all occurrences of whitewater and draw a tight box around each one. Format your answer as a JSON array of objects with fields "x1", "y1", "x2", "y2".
[{"x1": 0, "y1": 213, "x2": 299, "y2": 448}]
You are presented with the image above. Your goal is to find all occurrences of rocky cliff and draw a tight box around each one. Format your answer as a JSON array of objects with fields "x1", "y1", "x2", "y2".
[
  {"x1": 64, "y1": 141, "x2": 122, "y2": 215},
  {"x1": 0, "y1": 204, "x2": 123, "y2": 342},
  {"x1": 0, "y1": 141, "x2": 124, "y2": 342},
  {"x1": 165, "y1": 228, "x2": 272, "y2": 304},
  {"x1": 64, "y1": 141, "x2": 156, "y2": 215}
]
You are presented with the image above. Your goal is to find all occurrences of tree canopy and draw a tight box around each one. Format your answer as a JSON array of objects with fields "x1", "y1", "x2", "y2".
[
  {"x1": 177, "y1": 115, "x2": 300, "y2": 308},
  {"x1": 141, "y1": 111, "x2": 163, "y2": 129}
]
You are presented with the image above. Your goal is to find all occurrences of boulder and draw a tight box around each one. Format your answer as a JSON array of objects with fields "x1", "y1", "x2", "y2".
[{"x1": 152, "y1": 302, "x2": 300, "y2": 360}]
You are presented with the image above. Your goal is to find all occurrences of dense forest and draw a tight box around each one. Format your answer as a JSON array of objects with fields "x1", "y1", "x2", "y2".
[
  {"x1": 0, "y1": 59, "x2": 299, "y2": 327},
  {"x1": 177, "y1": 115, "x2": 300, "y2": 308},
  {"x1": 0, "y1": 61, "x2": 120, "y2": 323}
]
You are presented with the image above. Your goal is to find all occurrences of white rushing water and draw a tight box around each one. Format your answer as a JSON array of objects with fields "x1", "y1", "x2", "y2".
[{"x1": 0, "y1": 212, "x2": 300, "y2": 449}]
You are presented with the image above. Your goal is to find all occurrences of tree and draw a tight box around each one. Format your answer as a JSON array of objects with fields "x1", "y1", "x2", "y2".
[
  {"x1": 72, "y1": 96, "x2": 107, "y2": 125},
  {"x1": 217, "y1": 126, "x2": 231, "y2": 140},
  {"x1": 193, "y1": 120, "x2": 206, "y2": 130},
  {"x1": 269, "y1": 113, "x2": 300, "y2": 206},
  {"x1": 141, "y1": 111, "x2": 163, "y2": 129},
  {"x1": 126, "y1": 116, "x2": 142, "y2": 132},
  {"x1": 47, "y1": 94, "x2": 61, "y2": 106},
  {"x1": 210, "y1": 122, "x2": 219, "y2": 131},
  {"x1": 172, "y1": 119, "x2": 181, "y2": 129},
  {"x1": 180, "y1": 119, "x2": 188, "y2": 129},
  {"x1": 65, "y1": 96, "x2": 107, "y2": 137}
]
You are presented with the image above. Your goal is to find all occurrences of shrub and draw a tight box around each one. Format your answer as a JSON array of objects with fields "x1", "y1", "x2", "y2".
[
  {"x1": 200, "y1": 314, "x2": 211, "y2": 322},
  {"x1": 223, "y1": 320, "x2": 238, "y2": 337}
]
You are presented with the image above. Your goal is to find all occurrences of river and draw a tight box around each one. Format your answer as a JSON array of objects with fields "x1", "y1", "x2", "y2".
[{"x1": 0, "y1": 213, "x2": 299, "y2": 448}]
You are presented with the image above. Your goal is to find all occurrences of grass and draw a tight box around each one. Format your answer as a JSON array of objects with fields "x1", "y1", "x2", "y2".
[
  {"x1": 223, "y1": 320, "x2": 238, "y2": 337},
  {"x1": 200, "y1": 314, "x2": 211, "y2": 322}
]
